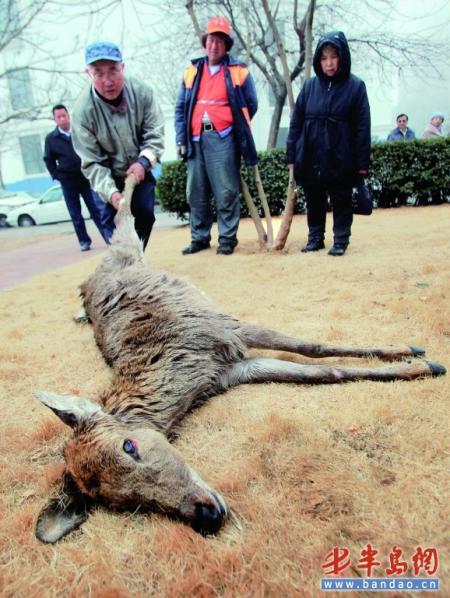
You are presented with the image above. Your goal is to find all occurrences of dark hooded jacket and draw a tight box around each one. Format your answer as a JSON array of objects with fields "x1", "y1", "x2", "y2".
[{"x1": 286, "y1": 31, "x2": 371, "y2": 187}]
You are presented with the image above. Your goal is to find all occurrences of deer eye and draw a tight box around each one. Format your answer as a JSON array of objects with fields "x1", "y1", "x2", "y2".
[{"x1": 123, "y1": 439, "x2": 139, "y2": 458}]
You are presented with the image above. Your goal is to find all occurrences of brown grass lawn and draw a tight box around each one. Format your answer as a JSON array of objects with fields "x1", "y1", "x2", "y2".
[{"x1": 0, "y1": 206, "x2": 449, "y2": 597}]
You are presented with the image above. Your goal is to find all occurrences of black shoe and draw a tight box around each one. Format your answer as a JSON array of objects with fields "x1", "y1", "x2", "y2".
[
  {"x1": 328, "y1": 244, "x2": 347, "y2": 256},
  {"x1": 182, "y1": 241, "x2": 210, "y2": 255},
  {"x1": 216, "y1": 244, "x2": 234, "y2": 255},
  {"x1": 80, "y1": 242, "x2": 91, "y2": 252},
  {"x1": 301, "y1": 241, "x2": 325, "y2": 253}
]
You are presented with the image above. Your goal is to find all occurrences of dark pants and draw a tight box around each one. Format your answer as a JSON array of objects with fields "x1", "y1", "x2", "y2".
[
  {"x1": 303, "y1": 185, "x2": 353, "y2": 246},
  {"x1": 61, "y1": 177, "x2": 111, "y2": 246},
  {"x1": 102, "y1": 174, "x2": 156, "y2": 249}
]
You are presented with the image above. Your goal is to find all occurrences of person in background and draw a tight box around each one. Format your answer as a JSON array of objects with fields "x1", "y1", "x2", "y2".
[
  {"x1": 286, "y1": 31, "x2": 371, "y2": 256},
  {"x1": 43, "y1": 104, "x2": 112, "y2": 251},
  {"x1": 387, "y1": 114, "x2": 416, "y2": 141},
  {"x1": 72, "y1": 41, "x2": 164, "y2": 249},
  {"x1": 422, "y1": 112, "x2": 445, "y2": 139},
  {"x1": 175, "y1": 16, "x2": 258, "y2": 256}
]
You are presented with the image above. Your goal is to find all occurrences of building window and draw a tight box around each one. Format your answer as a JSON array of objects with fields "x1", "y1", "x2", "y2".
[
  {"x1": 7, "y1": 68, "x2": 34, "y2": 110},
  {"x1": 19, "y1": 135, "x2": 45, "y2": 175}
]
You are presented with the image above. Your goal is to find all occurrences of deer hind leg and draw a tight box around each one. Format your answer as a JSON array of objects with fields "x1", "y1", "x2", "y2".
[
  {"x1": 223, "y1": 357, "x2": 446, "y2": 387},
  {"x1": 236, "y1": 322, "x2": 426, "y2": 362},
  {"x1": 73, "y1": 303, "x2": 90, "y2": 324}
]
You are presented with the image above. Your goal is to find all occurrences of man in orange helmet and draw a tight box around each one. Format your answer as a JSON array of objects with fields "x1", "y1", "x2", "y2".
[{"x1": 175, "y1": 16, "x2": 258, "y2": 256}]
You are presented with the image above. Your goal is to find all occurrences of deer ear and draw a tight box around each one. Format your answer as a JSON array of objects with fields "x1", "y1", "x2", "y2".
[
  {"x1": 36, "y1": 472, "x2": 91, "y2": 544},
  {"x1": 33, "y1": 391, "x2": 102, "y2": 428}
]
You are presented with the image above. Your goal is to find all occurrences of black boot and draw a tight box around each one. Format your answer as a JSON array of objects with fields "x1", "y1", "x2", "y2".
[
  {"x1": 301, "y1": 240, "x2": 325, "y2": 253},
  {"x1": 182, "y1": 241, "x2": 211, "y2": 255},
  {"x1": 328, "y1": 244, "x2": 347, "y2": 256}
]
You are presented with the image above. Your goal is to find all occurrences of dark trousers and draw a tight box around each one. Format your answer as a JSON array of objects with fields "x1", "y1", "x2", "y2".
[
  {"x1": 303, "y1": 185, "x2": 353, "y2": 246},
  {"x1": 61, "y1": 178, "x2": 111, "y2": 246},
  {"x1": 102, "y1": 174, "x2": 156, "y2": 249}
]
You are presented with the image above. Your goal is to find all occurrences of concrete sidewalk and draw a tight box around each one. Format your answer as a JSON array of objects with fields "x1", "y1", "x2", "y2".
[{"x1": 0, "y1": 211, "x2": 186, "y2": 290}]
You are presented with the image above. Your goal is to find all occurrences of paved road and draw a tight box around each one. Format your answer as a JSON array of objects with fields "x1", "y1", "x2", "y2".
[{"x1": 0, "y1": 208, "x2": 186, "y2": 290}]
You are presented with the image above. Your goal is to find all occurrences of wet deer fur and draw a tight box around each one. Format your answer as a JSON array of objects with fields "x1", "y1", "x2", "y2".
[{"x1": 34, "y1": 176, "x2": 446, "y2": 544}]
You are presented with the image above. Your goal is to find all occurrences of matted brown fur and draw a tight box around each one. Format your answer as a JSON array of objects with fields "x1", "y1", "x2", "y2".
[{"x1": 1, "y1": 206, "x2": 449, "y2": 597}]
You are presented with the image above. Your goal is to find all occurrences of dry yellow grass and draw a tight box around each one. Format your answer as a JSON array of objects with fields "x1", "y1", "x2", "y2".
[{"x1": 0, "y1": 205, "x2": 449, "y2": 597}]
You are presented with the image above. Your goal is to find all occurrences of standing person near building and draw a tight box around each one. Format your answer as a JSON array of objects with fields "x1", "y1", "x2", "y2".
[
  {"x1": 72, "y1": 41, "x2": 164, "y2": 249},
  {"x1": 286, "y1": 31, "x2": 371, "y2": 256},
  {"x1": 422, "y1": 112, "x2": 445, "y2": 139},
  {"x1": 43, "y1": 104, "x2": 112, "y2": 251},
  {"x1": 175, "y1": 16, "x2": 258, "y2": 256},
  {"x1": 387, "y1": 114, "x2": 416, "y2": 141}
]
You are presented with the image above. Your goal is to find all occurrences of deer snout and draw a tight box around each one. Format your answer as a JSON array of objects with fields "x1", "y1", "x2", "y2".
[{"x1": 192, "y1": 492, "x2": 227, "y2": 535}]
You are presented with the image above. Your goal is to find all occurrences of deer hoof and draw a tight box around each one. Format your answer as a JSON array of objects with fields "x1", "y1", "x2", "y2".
[
  {"x1": 409, "y1": 345, "x2": 426, "y2": 357},
  {"x1": 426, "y1": 361, "x2": 447, "y2": 377}
]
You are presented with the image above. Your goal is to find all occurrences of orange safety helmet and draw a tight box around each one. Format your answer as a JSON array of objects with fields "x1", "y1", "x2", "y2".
[{"x1": 202, "y1": 16, "x2": 234, "y2": 51}]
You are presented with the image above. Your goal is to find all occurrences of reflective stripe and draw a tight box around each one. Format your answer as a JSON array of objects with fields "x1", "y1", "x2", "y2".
[{"x1": 196, "y1": 99, "x2": 228, "y2": 105}]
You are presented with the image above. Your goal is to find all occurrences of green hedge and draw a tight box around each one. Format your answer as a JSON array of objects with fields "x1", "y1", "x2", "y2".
[
  {"x1": 369, "y1": 137, "x2": 450, "y2": 207},
  {"x1": 158, "y1": 138, "x2": 450, "y2": 217}
]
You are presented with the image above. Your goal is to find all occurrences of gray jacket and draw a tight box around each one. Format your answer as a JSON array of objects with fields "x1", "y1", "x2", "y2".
[{"x1": 72, "y1": 77, "x2": 165, "y2": 203}]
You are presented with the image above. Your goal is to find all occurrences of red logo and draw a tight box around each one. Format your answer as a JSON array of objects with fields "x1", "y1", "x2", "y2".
[{"x1": 322, "y1": 545, "x2": 439, "y2": 577}]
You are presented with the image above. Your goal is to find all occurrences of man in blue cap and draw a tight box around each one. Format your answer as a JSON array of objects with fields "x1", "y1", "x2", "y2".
[{"x1": 72, "y1": 41, "x2": 164, "y2": 249}]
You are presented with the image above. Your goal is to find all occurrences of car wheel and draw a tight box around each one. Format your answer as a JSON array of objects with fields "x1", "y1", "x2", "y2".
[
  {"x1": 0, "y1": 214, "x2": 8, "y2": 227},
  {"x1": 18, "y1": 214, "x2": 36, "y2": 227}
]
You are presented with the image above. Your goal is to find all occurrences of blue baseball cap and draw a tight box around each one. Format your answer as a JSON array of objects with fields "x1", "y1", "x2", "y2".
[{"x1": 85, "y1": 41, "x2": 123, "y2": 65}]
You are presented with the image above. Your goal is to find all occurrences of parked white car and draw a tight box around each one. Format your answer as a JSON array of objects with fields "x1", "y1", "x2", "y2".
[
  {"x1": 5, "y1": 185, "x2": 90, "y2": 227},
  {"x1": 0, "y1": 191, "x2": 36, "y2": 227}
]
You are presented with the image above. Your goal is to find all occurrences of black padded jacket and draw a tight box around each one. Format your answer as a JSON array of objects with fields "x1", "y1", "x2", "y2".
[{"x1": 286, "y1": 31, "x2": 371, "y2": 187}]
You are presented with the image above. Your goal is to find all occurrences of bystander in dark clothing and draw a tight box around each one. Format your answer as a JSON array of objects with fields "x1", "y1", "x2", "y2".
[
  {"x1": 44, "y1": 104, "x2": 112, "y2": 251},
  {"x1": 286, "y1": 31, "x2": 371, "y2": 256}
]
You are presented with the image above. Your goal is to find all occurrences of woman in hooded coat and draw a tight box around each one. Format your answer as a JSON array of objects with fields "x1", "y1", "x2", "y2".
[{"x1": 286, "y1": 31, "x2": 371, "y2": 256}]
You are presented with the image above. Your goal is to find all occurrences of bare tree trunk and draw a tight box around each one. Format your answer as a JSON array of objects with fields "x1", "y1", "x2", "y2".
[
  {"x1": 303, "y1": 0, "x2": 316, "y2": 79},
  {"x1": 272, "y1": 170, "x2": 297, "y2": 250},
  {"x1": 266, "y1": 91, "x2": 286, "y2": 149},
  {"x1": 261, "y1": 0, "x2": 295, "y2": 113},
  {"x1": 240, "y1": 176, "x2": 267, "y2": 248},
  {"x1": 185, "y1": 1, "x2": 203, "y2": 43},
  {"x1": 253, "y1": 165, "x2": 273, "y2": 246},
  {"x1": 273, "y1": 0, "x2": 315, "y2": 251}
]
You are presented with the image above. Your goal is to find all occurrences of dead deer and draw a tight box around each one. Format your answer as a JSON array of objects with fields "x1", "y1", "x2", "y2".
[{"x1": 33, "y1": 177, "x2": 446, "y2": 544}]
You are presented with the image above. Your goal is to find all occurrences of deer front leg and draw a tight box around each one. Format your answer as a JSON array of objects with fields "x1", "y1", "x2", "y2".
[
  {"x1": 222, "y1": 357, "x2": 445, "y2": 387},
  {"x1": 237, "y1": 322, "x2": 426, "y2": 362}
]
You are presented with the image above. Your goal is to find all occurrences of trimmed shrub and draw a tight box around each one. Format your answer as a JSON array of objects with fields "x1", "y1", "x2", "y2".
[
  {"x1": 158, "y1": 138, "x2": 450, "y2": 216},
  {"x1": 369, "y1": 137, "x2": 450, "y2": 207}
]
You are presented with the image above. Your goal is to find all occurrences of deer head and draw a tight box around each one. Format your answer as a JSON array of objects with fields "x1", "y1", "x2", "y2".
[{"x1": 33, "y1": 392, "x2": 228, "y2": 543}]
